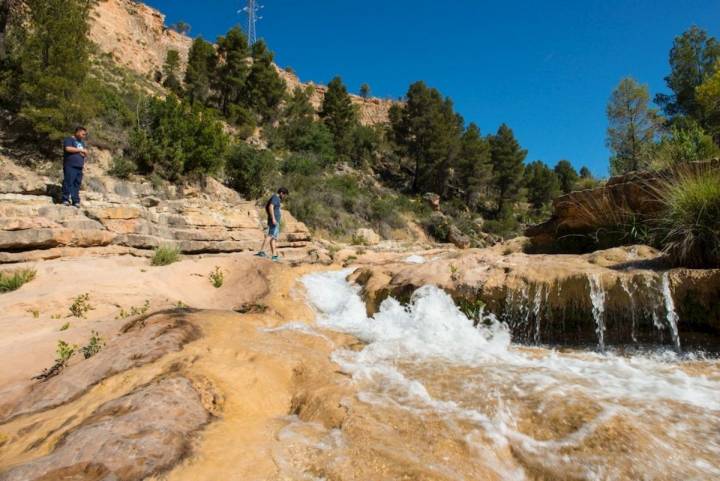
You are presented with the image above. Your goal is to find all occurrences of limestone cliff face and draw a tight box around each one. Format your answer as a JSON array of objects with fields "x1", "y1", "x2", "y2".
[
  {"x1": 90, "y1": 0, "x2": 192, "y2": 77},
  {"x1": 89, "y1": 0, "x2": 394, "y2": 126}
]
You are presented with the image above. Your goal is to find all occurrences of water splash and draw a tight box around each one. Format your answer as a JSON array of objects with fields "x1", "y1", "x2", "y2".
[
  {"x1": 588, "y1": 275, "x2": 607, "y2": 351},
  {"x1": 295, "y1": 270, "x2": 720, "y2": 480},
  {"x1": 619, "y1": 277, "x2": 638, "y2": 343},
  {"x1": 661, "y1": 272, "x2": 681, "y2": 352}
]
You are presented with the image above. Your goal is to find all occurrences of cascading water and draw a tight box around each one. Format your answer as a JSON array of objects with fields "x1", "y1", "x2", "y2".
[
  {"x1": 661, "y1": 272, "x2": 681, "y2": 352},
  {"x1": 277, "y1": 270, "x2": 720, "y2": 481},
  {"x1": 620, "y1": 276, "x2": 638, "y2": 343},
  {"x1": 588, "y1": 274, "x2": 607, "y2": 350}
]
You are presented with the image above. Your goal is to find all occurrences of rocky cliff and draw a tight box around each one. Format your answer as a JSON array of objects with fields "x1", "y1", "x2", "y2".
[
  {"x1": 89, "y1": 0, "x2": 394, "y2": 126},
  {"x1": 0, "y1": 156, "x2": 312, "y2": 264}
]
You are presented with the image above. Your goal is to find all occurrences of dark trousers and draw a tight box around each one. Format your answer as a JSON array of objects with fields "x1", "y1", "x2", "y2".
[{"x1": 61, "y1": 165, "x2": 83, "y2": 204}]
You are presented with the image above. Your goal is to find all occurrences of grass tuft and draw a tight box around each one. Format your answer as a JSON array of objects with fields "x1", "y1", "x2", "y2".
[
  {"x1": 0, "y1": 268, "x2": 37, "y2": 293},
  {"x1": 657, "y1": 166, "x2": 720, "y2": 267},
  {"x1": 151, "y1": 245, "x2": 181, "y2": 266}
]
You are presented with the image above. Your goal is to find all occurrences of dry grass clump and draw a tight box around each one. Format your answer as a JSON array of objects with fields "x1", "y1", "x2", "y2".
[{"x1": 0, "y1": 268, "x2": 36, "y2": 293}]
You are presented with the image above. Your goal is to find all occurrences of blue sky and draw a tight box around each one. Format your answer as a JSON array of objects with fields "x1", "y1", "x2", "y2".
[{"x1": 144, "y1": 0, "x2": 719, "y2": 177}]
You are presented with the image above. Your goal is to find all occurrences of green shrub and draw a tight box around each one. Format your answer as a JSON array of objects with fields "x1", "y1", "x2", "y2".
[
  {"x1": 80, "y1": 330, "x2": 105, "y2": 359},
  {"x1": 651, "y1": 121, "x2": 720, "y2": 170},
  {"x1": 108, "y1": 157, "x2": 136, "y2": 179},
  {"x1": 425, "y1": 215, "x2": 451, "y2": 242},
  {"x1": 209, "y1": 266, "x2": 224, "y2": 288},
  {"x1": 151, "y1": 245, "x2": 181, "y2": 266},
  {"x1": 0, "y1": 268, "x2": 36, "y2": 293},
  {"x1": 225, "y1": 144, "x2": 278, "y2": 199},
  {"x1": 69, "y1": 293, "x2": 93, "y2": 318},
  {"x1": 658, "y1": 168, "x2": 720, "y2": 267},
  {"x1": 282, "y1": 153, "x2": 323, "y2": 176},
  {"x1": 130, "y1": 96, "x2": 229, "y2": 181},
  {"x1": 33, "y1": 339, "x2": 78, "y2": 381}
]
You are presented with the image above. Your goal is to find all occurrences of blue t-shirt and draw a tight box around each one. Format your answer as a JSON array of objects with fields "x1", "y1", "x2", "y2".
[
  {"x1": 266, "y1": 194, "x2": 281, "y2": 226},
  {"x1": 63, "y1": 137, "x2": 86, "y2": 168}
]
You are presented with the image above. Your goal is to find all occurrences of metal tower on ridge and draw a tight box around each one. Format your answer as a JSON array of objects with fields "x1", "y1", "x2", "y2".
[{"x1": 243, "y1": 0, "x2": 263, "y2": 45}]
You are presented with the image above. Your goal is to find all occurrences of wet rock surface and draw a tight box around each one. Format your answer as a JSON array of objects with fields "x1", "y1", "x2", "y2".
[{"x1": 346, "y1": 244, "x2": 720, "y2": 349}]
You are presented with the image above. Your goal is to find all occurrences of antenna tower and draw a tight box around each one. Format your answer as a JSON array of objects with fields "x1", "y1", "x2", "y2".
[{"x1": 242, "y1": 0, "x2": 263, "y2": 45}]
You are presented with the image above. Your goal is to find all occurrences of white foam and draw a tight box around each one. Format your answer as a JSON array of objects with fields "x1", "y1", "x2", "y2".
[{"x1": 301, "y1": 270, "x2": 720, "y2": 411}]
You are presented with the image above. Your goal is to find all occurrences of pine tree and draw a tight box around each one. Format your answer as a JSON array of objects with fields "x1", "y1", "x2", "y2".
[
  {"x1": 458, "y1": 123, "x2": 491, "y2": 208},
  {"x1": 579, "y1": 166, "x2": 593, "y2": 179},
  {"x1": 389, "y1": 81, "x2": 463, "y2": 195},
  {"x1": 606, "y1": 77, "x2": 661, "y2": 175},
  {"x1": 215, "y1": 27, "x2": 250, "y2": 117},
  {"x1": 656, "y1": 26, "x2": 720, "y2": 121},
  {"x1": 162, "y1": 49, "x2": 182, "y2": 95},
  {"x1": 18, "y1": 0, "x2": 97, "y2": 144},
  {"x1": 359, "y1": 83, "x2": 370, "y2": 99},
  {"x1": 490, "y1": 124, "x2": 527, "y2": 217},
  {"x1": 184, "y1": 37, "x2": 217, "y2": 106},
  {"x1": 244, "y1": 40, "x2": 286, "y2": 122},
  {"x1": 696, "y1": 62, "x2": 720, "y2": 142},
  {"x1": 554, "y1": 160, "x2": 578, "y2": 194},
  {"x1": 320, "y1": 76, "x2": 358, "y2": 162},
  {"x1": 525, "y1": 160, "x2": 560, "y2": 209},
  {"x1": 278, "y1": 86, "x2": 335, "y2": 163}
]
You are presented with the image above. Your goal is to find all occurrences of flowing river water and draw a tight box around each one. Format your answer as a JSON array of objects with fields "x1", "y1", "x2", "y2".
[{"x1": 271, "y1": 269, "x2": 720, "y2": 481}]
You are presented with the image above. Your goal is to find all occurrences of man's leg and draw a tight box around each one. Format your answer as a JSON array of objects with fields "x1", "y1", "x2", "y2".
[
  {"x1": 270, "y1": 237, "x2": 277, "y2": 258},
  {"x1": 61, "y1": 166, "x2": 72, "y2": 204},
  {"x1": 71, "y1": 168, "x2": 83, "y2": 205}
]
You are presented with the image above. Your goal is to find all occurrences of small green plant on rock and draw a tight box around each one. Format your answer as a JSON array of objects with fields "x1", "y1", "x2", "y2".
[
  {"x1": 59, "y1": 322, "x2": 70, "y2": 331},
  {"x1": 151, "y1": 245, "x2": 181, "y2": 266},
  {"x1": 33, "y1": 340, "x2": 78, "y2": 381},
  {"x1": 69, "y1": 293, "x2": 93, "y2": 318},
  {"x1": 116, "y1": 300, "x2": 151, "y2": 319},
  {"x1": 457, "y1": 298, "x2": 487, "y2": 326},
  {"x1": 27, "y1": 308, "x2": 40, "y2": 319},
  {"x1": 80, "y1": 331, "x2": 105, "y2": 359},
  {"x1": 209, "y1": 266, "x2": 224, "y2": 288},
  {"x1": 0, "y1": 268, "x2": 37, "y2": 293},
  {"x1": 450, "y1": 264, "x2": 460, "y2": 281}
]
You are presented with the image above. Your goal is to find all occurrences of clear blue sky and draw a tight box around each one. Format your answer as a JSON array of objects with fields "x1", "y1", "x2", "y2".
[{"x1": 144, "y1": 0, "x2": 719, "y2": 177}]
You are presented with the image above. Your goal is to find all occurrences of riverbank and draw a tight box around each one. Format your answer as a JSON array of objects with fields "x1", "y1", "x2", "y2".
[{"x1": 0, "y1": 246, "x2": 719, "y2": 480}]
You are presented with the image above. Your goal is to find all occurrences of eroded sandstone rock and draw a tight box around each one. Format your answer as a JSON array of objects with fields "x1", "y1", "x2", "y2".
[
  {"x1": 0, "y1": 377, "x2": 210, "y2": 481},
  {"x1": 0, "y1": 160, "x2": 312, "y2": 262},
  {"x1": 0, "y1": 311, "x2": 200, "y2": 424}
]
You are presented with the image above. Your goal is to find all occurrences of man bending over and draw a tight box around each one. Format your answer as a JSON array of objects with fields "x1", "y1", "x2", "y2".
[{"x1": 255, "y1": 187, "x2": 289, "y2": 262}]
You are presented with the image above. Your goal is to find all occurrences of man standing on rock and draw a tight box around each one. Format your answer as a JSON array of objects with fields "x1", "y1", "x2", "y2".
[
  {"x1": 61, "y1": 127, "x2": 88, "y2": 207},
  {"x1": 255, "y1": 187, "x2": 289, "y2": 262}
]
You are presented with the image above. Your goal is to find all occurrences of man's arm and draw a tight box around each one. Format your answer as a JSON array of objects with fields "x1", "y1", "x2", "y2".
[
  {"x1": 64, "y1": 144, "x2": 87, "y2": 157},
  {"x1": 266, "y1": 202, "x2": 277, "y2": 226}
]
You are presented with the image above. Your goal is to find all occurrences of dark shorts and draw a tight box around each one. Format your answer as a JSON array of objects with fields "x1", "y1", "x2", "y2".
[{"x1": 268, "y1": 224, "x2": 280, "y2": 240}]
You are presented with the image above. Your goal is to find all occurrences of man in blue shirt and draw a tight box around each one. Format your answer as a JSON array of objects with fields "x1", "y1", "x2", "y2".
[
  {"x1": 255, "y1": 187, "x2": 289, "y2": 261},
  {"x1": 61, "y1": 127, "x2": 88, "y2": 207}
]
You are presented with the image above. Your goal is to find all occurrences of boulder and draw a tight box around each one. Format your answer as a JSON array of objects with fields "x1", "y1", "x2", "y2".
[
  {"x1": 448, "y1": 225, "x2": 471, "y2": 249},
  {"x1": 354, "y1": 228, "x2": 381, "y2": 246}
]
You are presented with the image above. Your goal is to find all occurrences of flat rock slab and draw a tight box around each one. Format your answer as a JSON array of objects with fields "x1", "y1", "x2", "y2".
[
  {"x1": 0, "y1": 377, "x2": 210, "y2": 481},
  {"x1": 0, "y1": 312, "x2": 200, "y2": 424}
]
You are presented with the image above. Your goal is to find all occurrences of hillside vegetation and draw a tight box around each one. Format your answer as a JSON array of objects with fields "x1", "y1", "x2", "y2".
[{"x1": 1, "y1": 0, "x2": 719, "y2": 261}]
